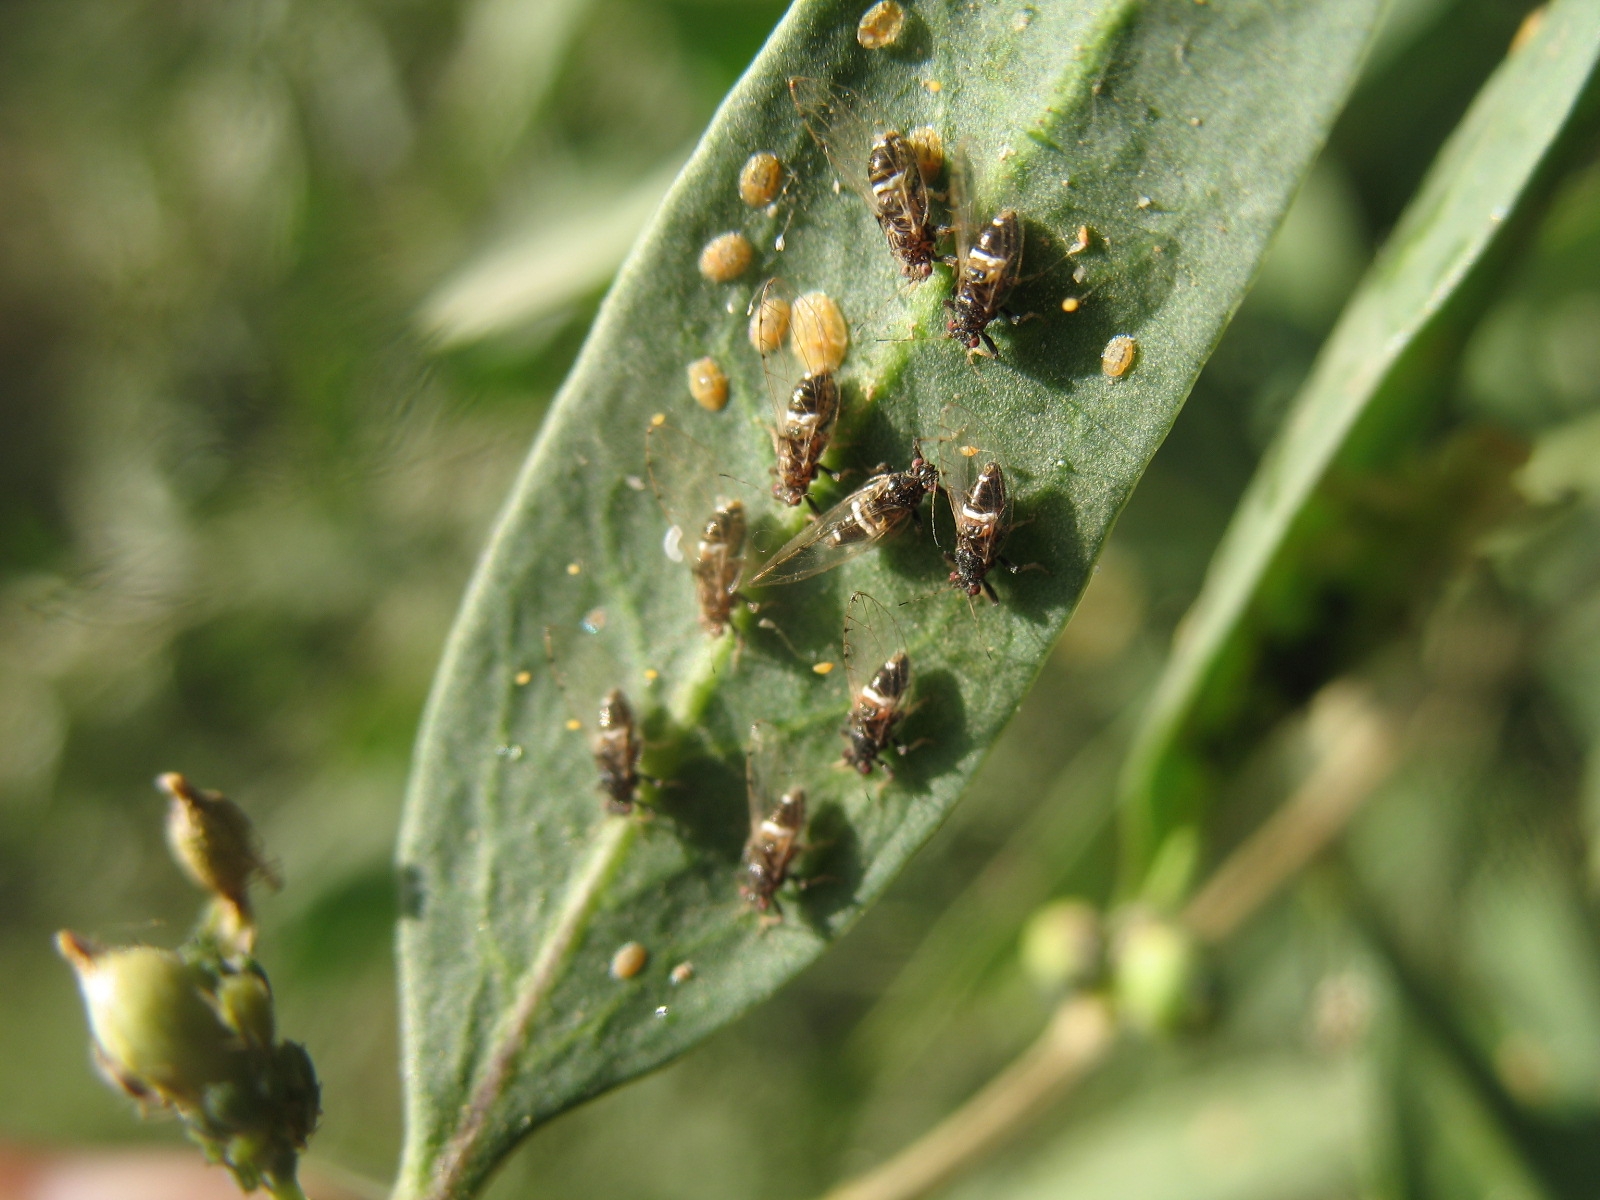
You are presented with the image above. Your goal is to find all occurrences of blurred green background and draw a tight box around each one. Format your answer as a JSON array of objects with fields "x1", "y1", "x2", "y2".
[{"x1": 5, "y1": 1, "x2": 1600, "y2": 1198}]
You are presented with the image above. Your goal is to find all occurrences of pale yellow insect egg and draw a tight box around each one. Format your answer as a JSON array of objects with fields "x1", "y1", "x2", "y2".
[
  {"x1": 857, "y1": 0, "x2": 906, "y2": 49},
  {"x1": 687, "y1": 356, "x2": 729, "y2": 411},
  {"x1": 699, "y1": 232, "x2": 753, "y2": 282},
  {"x1": 609, "y1": 941, "x2": 648, "y2": 981},
  {"x1": 1102, "y1": 334, "x2": 1138, "y2": 378},
  {"x1": 514, "y1": 670, "x2": 532, "y2": 686},
  {"x1": 748, "y1": 292, "x2": 791, "y2": 355},
  {"x1": 790, "y1": 291, "x2": 848, "y2": 374},
  {"x1": 812, "y1": 661, "x2": 836, "y2": 676},
  {"x1": 739, "y1": 152, "x2": 784, "y2": 208},
  {"x1": 565, "y1": 718, "x2": 582, "y2": 732}
]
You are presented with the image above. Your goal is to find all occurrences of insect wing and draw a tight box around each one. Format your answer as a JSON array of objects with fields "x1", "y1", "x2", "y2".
[
  {"x1": 843, "y1": 590, "x2": 906, "y2": 702},
  {"x1": 949, "y1": 143, "x2": 975, "y2": 278},
  {"x1": 645, "y1": 420, "x2": 736, "y2": 547},
  {"x1": 543, "y1": 619, "x2": 619, "y2": 726},
  {"x1": 937, "y1": 402, "x2": 1012, "y2": 530},
  {"x1": 789, "y1": 77, "x2": 879, "y2": 212},
  {"x1": 753, "y1": 278, "x2": 804, "y2": 431},
  {"x1": 751, "y1": 477, "x2": 908, "y2": 586},
  {"x1": 745, "y1": 720, "x2": 782, "y2": 832}
]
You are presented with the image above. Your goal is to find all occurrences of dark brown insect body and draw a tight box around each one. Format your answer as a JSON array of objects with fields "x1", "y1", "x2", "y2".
[
  {"x1": 771, "y1": 372, "x2": 840, "y2": 507},
  {"x1": 949, "y1": 460, "x2": 1012, "y2": 602},
  {"x1": 690, "y1": 501, "x2": 747, "y2": 635},
  {"x1": 752, "y1": 448, "x2": 939, "y2": 585},
  {"x1": 947, "y1": 209, "x2": 1023, "y2": 358},
  {"x1": 843, "y1": 650, "x2": 912, "y2": 774},
  {"x1": 594, "y1": 688, "x2": 644, "y2": 815},
  {"x1": 867, "y1": 131, "x2": 937, "y2": 281},
  {"x1": 741, "y1": 788, "x2": 806, "y2": 912},
  {"x1": 789, "y1": 78, "x2": 938, "y2": 282}
]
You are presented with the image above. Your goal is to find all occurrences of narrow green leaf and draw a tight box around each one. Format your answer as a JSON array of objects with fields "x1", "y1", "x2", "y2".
[
  {"x1": 1117, "y1": 0, "x2": 1600, "y2": 870},
  {"x1": 394, "y1": 2, "x2": 1383, "y2": 1196}
]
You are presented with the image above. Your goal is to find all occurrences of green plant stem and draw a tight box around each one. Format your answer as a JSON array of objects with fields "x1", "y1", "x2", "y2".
[
  {"x1": 820, "y1": 996, "x2": 1116, "y2": 1200},
  {"x1": 1182, "y1": 681, "x2": 1395, "y2": 943},
  {"x1": 269, "y1": 1178, "x2": 311, "y2": 1200},
  {"x1": 816, "y1": 680, "x2": 1400, "y2": 1200}
]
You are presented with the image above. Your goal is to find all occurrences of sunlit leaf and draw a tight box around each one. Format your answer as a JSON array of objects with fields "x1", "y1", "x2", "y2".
[{"x1": 393, "y1": 1, "x2": 1385, "y2": 1196}]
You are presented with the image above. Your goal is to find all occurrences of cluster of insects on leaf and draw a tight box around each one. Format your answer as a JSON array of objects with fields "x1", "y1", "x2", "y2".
[{"x1": 541, "y1": 64, "x2": 1101, "y2": 929}]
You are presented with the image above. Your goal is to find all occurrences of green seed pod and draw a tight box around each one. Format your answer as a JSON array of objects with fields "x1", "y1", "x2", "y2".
[
  {"x1": 1020, "y1": 899, "x2": 1103, "y2": 993},
  {"x1": 1111, "y1": 912, "x2": 1200, "y2": 1035},
  {"x1": 57, "y1": 932, "x2": 240, "y2": 1105}
]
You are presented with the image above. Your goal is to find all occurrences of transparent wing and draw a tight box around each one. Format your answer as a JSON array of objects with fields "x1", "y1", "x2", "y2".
[
  {"x1": 789, "y1": 77, "x2": 878, "y2": 210},
  {"x1": 645, "y1": 419, "x2": 725, "y2": 540},
  {"x1": 843, "y1": 590, "x2": 904, "y2": 699},
  {"x1": 948, "y1": 143, "x2": 975, "y2": 275},
  {"x1": 752, "y1": 277, "x2": 803, "y2": 432},
  {"x1": 934, "y1": 402, "x2": 977, "y2": 518},
  {"x1": 751, "y1": 482, "x2": 909, "y2": 586},
  {"x1": 936, "y1": 401, "x2": 1011, "y2": 527},
  {"x1": 745, "y1": 720, "x2": 780, "y2": 830},
  {"x1": 543, "y1": 617, "x2": 624, "y2": 729}
]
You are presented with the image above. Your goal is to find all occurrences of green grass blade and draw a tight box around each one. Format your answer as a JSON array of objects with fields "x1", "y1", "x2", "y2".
[
  {"x1": 393, "y1": 1, "x2": 1384, "y2": 1196},
  {"x1": 1116, "y1": 0, "x2": 1600, "y2": 875}
]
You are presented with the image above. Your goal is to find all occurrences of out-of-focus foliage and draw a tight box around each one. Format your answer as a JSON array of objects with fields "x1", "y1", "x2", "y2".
[
  {"x1": 0, "y1": 0, "x2": 777, "y2": 1179},
  {"x1": 5, "y1": 1, "x2": 1600, "y2": 1200}
]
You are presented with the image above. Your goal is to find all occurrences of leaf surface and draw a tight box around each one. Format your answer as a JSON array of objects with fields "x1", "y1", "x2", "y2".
[
  {"x1": 394, "y1": 2, "x2": 1384, "y2": 1196},
  {"x1": 1116, "y1": 0, "x2": 1600, "y2": 868}
]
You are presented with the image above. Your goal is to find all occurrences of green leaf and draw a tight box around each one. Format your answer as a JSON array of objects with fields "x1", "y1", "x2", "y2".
[
  {"x1": 1116, "y1": 0, "x2": 1600, "y2": 873},
  {"x1": 393, "y1": 1, "x2": 1384, "y2": 1196}
]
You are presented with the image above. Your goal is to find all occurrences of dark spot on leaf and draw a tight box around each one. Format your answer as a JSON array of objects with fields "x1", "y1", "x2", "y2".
[{"x1": 398, "y1": 862, "x2": 426, "y2": 920}]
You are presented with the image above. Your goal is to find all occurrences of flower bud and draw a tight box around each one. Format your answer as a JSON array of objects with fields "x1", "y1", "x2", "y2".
[
  {"x1": 1020, "y1": 899, "x2": 1103, "y2": 993},
  {"x1": 274, "y1": 1040, "x2": 322, "y2": 1146},
  {"x1": 57, "y1": 932, "x2": 240, "y2": 1105},
  {"x1": 1110, "y1": 912, "x2": 1201, "y2": 1035},
  {"x1": 213, "y1": 964, "x2": 275, "y2": 1050},
  {"x1": 157, "y1": 772, "x2": 280, "y2": 947}
]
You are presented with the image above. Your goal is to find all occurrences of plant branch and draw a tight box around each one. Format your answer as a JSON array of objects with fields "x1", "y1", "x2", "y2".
[
  {"x1": 816, "y1": 681, "x2": 1399, "y2": 1200},
  {"x1": 819, "y1": 996, "x2": 1116, "y2": 1200},
  {"x1": 1182, "y1": 680, "x2": 1396, "y2": 944}
]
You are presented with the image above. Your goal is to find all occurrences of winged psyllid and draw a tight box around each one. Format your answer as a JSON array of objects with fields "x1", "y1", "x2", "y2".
[
  {"x1": 752, "y1": 278, "x2": 842, "y2": 511},
  {"x1": 789, "y1": 77, "x2": 940, "y2": 284},
  {"x1": 841, "y1": 591, "x2": 918, "y2": 776},
  {"x1": 645, "y1": 417, "x2": 752, "y2": 637},
  {"x1": 749, "y1": 441, "x2": 939, "y2": 587},
  {"x1": 935, "y1": 402, "x2": 1036, "y2": 605},
  {"x1": 543, "y1": 622, "x2": 649, "y2": 816},
  {"x1": 741, "y1": 721, "x2": 808, "y2": 916},
  {"x1": 943, "y1": 145, "x2": 1025, "y2": 360}
]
